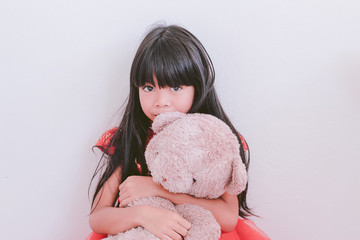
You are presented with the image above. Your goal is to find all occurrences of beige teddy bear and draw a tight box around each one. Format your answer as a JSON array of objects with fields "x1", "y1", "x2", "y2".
[{"x1": 106, "y1": 112, "x2": 248, "y2": 240}]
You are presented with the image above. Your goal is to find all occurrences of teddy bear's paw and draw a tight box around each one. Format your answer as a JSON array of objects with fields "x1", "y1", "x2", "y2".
[
  {"x1": 104, "y1": 226, "x2": 161, "y2": 240},
  {"x1": 176, "y1": 204, "x2": 221, "y2": 240}
]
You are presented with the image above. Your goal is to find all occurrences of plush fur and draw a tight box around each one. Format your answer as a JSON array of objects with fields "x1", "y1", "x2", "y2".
[{"x1": 105, "y1": 112, "x2": 248, "y2": 240}]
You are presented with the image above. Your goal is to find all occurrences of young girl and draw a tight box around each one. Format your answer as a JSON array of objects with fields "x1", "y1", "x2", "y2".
[{"x1": 87, "y1": 25, "x2": 269, "y2": 240}]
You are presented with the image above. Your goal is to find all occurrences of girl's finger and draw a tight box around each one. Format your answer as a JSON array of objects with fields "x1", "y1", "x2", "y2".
[
  {"x1": 119, "y1": 181, "x2": 127, "y2": 191},
  {"x1": 118, "y1": 189, "x2": 129, "y2": 200},
  {"x1": 118, "y1": 193, "x2": 130, "y2": 204},
  {"x1": 119, "y1": 177, "x2": 132, "y2": 191},
  {"x1": 159, "y1": 234, "x2": 172, "y2": 240},
  {"x1": 163, "y1": 229, "x2": 182, "y2": 240},
  {"x1": 178, "y1": 218, "x2": 191, "y2": 230},
  {"x1": 119, "y1": 196, "x2": 132, "y2": 207},
  {"x1": 172, "y1": 224, "x2": 188, "y2": 238},
  {"x1": 119, "y1": 201, "x2": 125, "y2": 208}
]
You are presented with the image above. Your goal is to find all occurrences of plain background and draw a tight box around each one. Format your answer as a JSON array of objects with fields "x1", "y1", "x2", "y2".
[{"x1": 1, "y1": 0, "x2": 359, "y2": 239}]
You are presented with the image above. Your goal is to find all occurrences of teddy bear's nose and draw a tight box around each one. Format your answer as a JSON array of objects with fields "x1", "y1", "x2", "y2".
[{"x1": 162, "y1": 177, "x2": 167, "y2": 182}]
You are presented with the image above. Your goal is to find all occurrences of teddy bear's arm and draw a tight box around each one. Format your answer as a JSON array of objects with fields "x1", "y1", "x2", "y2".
[{"x1": 159, "y1": 189, "x2": 239, "y2": 232}]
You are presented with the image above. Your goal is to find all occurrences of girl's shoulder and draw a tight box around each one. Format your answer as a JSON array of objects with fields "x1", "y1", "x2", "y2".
[{"x1": 95, "y1": 127, "x2": 118, "y2": 155}]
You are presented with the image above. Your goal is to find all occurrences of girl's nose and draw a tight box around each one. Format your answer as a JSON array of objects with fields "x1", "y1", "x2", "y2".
[{"x1": 155, "y1": 89, "x2": 170, "y2": 107}]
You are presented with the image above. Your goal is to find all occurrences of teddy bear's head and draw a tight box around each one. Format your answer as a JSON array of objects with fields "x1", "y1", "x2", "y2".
[{"x1": 145, "y1": 112, "x2": 247, "y2": 199}]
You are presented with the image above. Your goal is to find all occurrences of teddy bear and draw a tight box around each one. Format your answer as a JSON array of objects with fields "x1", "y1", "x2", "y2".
[{"x1": 105, "y1": 112, "x2": 248, "y2": 240}]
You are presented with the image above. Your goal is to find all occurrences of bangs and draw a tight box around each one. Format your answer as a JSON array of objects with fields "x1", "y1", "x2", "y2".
[{"x1": 132, "y1": 37, "x2": 198, "y2": 88}]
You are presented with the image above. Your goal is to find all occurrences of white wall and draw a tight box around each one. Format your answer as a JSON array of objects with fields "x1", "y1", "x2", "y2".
[{"x1": 1, "y1": 0, "x2": 359, "y2": 239}]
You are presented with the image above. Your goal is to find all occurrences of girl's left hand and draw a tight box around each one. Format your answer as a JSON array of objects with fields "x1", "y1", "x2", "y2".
[{"x1": 118, "y1": 176, "x2": 164, "y2": 207}]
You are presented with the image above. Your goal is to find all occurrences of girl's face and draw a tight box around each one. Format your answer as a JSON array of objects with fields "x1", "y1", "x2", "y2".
[{"x1": 139, "y1": 76, "x2": 194, "y2": 121}]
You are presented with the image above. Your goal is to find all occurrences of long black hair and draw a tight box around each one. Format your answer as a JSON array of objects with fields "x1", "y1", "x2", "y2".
[{"x1": 90, "y1": 24, "x2": 253, "y2": 217}]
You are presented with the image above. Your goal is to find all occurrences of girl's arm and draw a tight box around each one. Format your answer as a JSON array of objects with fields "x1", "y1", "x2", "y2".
[
  {"x1": 89, "y1": 167, "x2": 136, "y2": 234},
  {"x1": 119, "y1": 176, "x2": 239, "y2": 232},
  {"x1": 89, "y1": 168, "x2": 191, "y2": 239}
]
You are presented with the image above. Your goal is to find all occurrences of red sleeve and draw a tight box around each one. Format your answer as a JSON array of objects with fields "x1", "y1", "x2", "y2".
[
  {"x1": 95, "y1": 127, "x2": 118, "y2": 155},
  {"x1": 238, "y1": 134, "x2": 249, "y2": 151}
]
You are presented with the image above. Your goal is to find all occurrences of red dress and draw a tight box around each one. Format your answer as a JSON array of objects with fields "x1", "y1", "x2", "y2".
[{"x1": 86, "y1": 128, "x2": 270, "y2": 240}]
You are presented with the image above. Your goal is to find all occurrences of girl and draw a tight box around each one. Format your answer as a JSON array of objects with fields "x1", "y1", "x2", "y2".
[{"x1": 87, "y1": 24, "x2": 268, "y2": 240}]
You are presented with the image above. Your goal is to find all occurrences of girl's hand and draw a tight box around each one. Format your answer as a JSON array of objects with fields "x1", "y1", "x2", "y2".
[
  {"x1": 135, "y1": 205, "x2": 191, "y2": 240},
  {"x1": 119, "y1": 176, "x2": 165, "y2": 207}
]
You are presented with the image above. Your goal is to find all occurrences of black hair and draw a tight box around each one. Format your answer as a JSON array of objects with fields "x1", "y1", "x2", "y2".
[{"x1": 90, "y1": 24, "x2": 254, "y2": 217}]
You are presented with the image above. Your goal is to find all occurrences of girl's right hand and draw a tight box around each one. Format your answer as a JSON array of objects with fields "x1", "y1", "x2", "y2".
[{"x1": 135, "y1": 205, "x2": 191, "y2": 240}]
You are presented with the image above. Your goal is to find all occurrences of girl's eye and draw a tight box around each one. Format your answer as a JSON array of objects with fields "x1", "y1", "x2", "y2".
[
  {"x1": 170, "y1": 86, "x2": 182, "y2": 92},
  {"x1": 143, "y1": 86, "x2": 154, "y2": 92}
]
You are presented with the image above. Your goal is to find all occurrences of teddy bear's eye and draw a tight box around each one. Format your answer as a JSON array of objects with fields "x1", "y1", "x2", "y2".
[{"x1": 192, "y1": 178, "x2": 197, "y2": 183}]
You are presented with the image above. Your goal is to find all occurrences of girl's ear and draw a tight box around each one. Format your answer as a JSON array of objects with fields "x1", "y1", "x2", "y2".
[
  {"x1": 225, "y1": 157, "x2": 248, "y2": 195},
  {"x1": 151, "y1": 112, "x2": 186, "y2": 133}
]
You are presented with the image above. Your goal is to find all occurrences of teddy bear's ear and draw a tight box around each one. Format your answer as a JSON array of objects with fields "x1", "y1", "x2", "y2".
[
  {"x1": 152, "y1": 112, "x2": 186, "y2": 133},
  {"x1": 225, "y1": 157, "x2": 248, "y2": 195}
]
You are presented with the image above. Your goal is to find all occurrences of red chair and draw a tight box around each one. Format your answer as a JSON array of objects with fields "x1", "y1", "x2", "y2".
[
  {"x1": 85, "y1": 218, "x2": 270, "y2": 240},
  {"x1": 221, "y1": 218, "x2": 270, "y2": 240}
]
